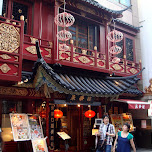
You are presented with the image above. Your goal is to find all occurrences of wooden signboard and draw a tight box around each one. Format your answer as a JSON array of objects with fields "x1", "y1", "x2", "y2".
[{"x1": 10, "y1": 113, "x2": 31, "y2": 141}]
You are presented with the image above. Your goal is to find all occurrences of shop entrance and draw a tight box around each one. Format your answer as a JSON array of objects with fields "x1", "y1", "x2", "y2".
[{"x1": 54, "y1": 105, "x2": 82, "y2": 151}]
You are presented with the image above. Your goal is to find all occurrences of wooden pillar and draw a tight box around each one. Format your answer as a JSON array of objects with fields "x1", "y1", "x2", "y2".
[
  {"x1": 53, "y1": 1, "x2": 59, "y2": 63},
  {"x1": 105, "y1": 21, "x2": 109, "y2": 70},
  {"x1": 46, "y1": 99, "x2": 50, "y2": 146},
  {"x1": 7, "y1": 0, "x2": 12, "y2": 19},
  {"x1": 98, "y1": 106, "x2": 102, "y2": 118}
]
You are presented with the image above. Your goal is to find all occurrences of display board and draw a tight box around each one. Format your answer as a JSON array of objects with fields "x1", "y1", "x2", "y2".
[
  {"x1": 32, "y1": 138, "x2": 48, "y2": 152},
  {"x1": 111, "y1": 114, "x2": 123, "y2": 132},
  {"x1": 111, "y1": 113, "x2": 134, "y2": 132},
  {"x1": 10, "y1": 113, "x2": 31, "y2": 141},
  {"x1": 28, "y1": 114, "x2": 44, "y2": 139},
  {"x1": 122, "y1": 113, "x2": 134, "y2": 132}
]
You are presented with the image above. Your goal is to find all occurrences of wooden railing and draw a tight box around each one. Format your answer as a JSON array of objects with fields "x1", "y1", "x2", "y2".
[
  {"x1": 23, "y1": 35, "x2": 53, "y2": 64},
  {"x1": 58, "y1": 41, "x2": 141, "y2": 76}
]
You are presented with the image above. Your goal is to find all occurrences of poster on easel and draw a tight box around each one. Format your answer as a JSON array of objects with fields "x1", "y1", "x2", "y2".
[
  {"x1": 122, "y1": 113, "x2": 134, "y2": 132},
  {"x1": 28, "y1": 114, "x2": 44, "y2": 139},
  {"x1": 32, "y1": 138, "x2": 48, "y2": 152},
  {"x1": 111, "y1": 114, "x2": 123, "y2": 132},
  {"x1": 10, "y1": 113, "x2": 31, "y2": 141}
]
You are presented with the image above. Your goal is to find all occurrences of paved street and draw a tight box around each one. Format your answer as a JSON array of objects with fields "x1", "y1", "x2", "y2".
[{"x1": 132, "y1": 149, "x2": 152, "y2": 152}]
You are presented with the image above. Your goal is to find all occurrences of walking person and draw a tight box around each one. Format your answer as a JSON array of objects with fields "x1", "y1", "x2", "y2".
[
  {"x1": 96, "y1": 115, "x2": 115, "y2": 152},
  {"x1": 113, "y1": 123, "x2": 136, "y2": 152}
]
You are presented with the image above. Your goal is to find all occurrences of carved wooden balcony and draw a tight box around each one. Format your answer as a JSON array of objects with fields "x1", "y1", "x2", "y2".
[
  {"x1": 0, "y1": 16, "x2": 24, "y2": 82},
  {"x1": 57, "y1": 42, "x2": 142, "y2": 77},
  {"x1": 23, "y1": 35, "x2": 53, "y2": 64}
]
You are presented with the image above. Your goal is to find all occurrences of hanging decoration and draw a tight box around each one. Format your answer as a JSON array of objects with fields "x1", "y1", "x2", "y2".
[
  {"x1": 54, "y1": 12, "x2": 75, "y2": 27},
  {"x1": 109, "y1": 45, "x2": 122, "y2": 55},
  {"x1": 59, "y1": 43, "x2": 69, "y2": 51},
  {"x1": 54, "y1": 109, "x2": 63, "y2": 119},
  {"x1": 39, "y1": 109, "x2": 46, "y2": 118},
  {"x1": 112, "y1": 57, "x2": 121, "y2": 63},
  {"x1": 54, "y1": 0, "x2": 75, "y2": 52},
  {"x1": 85, "y1": 110, "x2": 96, "y2": 118},
  {"x1": 107, "y1": 18, "x2": 123, "y2": 64},
  {"x1": 106, "y1": 30, "x2": 123, "y2": 42},
  {"x1": 57, "y1": 30, "x2": 72, "y2": 41}
]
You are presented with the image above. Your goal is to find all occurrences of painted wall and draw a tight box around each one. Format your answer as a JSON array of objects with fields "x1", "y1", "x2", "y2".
[
  {"x1": 95, "y1": 0, "x2": 133, "y2": 25},
  {"x1": 138, "y1": 0, "x2": 152, "y2": 91}
]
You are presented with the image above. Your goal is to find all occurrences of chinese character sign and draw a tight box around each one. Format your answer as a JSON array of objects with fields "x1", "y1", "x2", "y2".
[{"x1": 148, "y1": 100, "x2": 152, "y2": 116}]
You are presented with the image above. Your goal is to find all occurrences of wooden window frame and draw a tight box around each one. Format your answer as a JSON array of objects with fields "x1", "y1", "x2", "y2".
[
  {"x1": 68, "y1": 20, "x2": 99, "y2": 51},
  {"x1": 5, "y1": 0, "x2": 33, "y2": 35}
]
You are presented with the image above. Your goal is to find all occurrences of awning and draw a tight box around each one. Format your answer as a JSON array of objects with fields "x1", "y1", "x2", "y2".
[{"x1": 115, "y1": 99, "x2": 150, "y2": 109}]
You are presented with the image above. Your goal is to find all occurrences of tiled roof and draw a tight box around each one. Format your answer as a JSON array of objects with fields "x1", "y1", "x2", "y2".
[
  {"x1": 116, "y1": 19, "x2": 142, "y2": 31},
  {"x1": 81, "y1": 0, "x2": 131, "y2": 17}
]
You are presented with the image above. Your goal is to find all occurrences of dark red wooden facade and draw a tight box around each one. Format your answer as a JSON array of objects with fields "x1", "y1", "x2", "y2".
[
  {"x1": 0, "y1": 0, "x2": 141, "y2": 84},
  {"x1": 0, "y1": 0, "x2": 142, "y2": 152}
]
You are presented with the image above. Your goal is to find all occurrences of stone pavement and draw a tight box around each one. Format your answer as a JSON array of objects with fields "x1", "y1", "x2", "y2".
[{"x1": 132, "y1": 148, "x2": 152, "y2": 152}]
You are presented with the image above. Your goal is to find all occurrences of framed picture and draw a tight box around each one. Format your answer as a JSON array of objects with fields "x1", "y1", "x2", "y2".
[
  {"x1": 32, "y1": 138, "x2": 48, "y2": 152},
  {"x1": 95, "y1": 118, "x2": 103, "y2": 125},
  {"x1": 28, "y1": 114, "x2": 44, "y2": 139},
  {"x1": 10, "y1": 113, "x2": 31, "y2": 141}
]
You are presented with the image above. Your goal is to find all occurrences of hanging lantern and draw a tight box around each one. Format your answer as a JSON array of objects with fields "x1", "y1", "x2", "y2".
[
  {"x1": 59, "y1": 43, "x2": 69, "y2": 51},
  {"x1": 112, "y1": 57, "x2": 120, "y2": 63},
  {"x1": 54, "y1": 12, "x2": 75, "y2": 27},
  {"x1": 57, "y1": 30, "x2": 72, "y2": 41},
  {"x1": 54, "y1": 109, "x2": 63, "y2": 118},
  {"x1": 109, "y1": 45, "x2": 122, "y2": 55},
  {"x1": 106, "y1": 30, "x2": 123, "y2": 42},
  {"x1": 39, "y1": 110, "x2": 46, "y2": 118},
  {"x1": 85, "y1": 110, "x2": 95, "y2": 118}
]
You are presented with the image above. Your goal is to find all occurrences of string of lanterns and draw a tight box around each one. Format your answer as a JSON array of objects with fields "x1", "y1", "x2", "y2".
[
  {"x1": 54, "y1": 0, "x2": 75, "y2": 51},
  {"x1": 106, "y1": 19, "x2": 123, "y2": 63}
]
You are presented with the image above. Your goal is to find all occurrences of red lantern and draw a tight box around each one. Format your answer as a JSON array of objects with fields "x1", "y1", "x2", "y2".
[
  {"x1": 85, "y1": 110, "x2": 95, "y2": 118},
  {"x1": 39, "y1": 110, "x2": 46, "y2": 118},
  {"x1": 54, "y1": 109, "x2": 63, "y2": 118}
]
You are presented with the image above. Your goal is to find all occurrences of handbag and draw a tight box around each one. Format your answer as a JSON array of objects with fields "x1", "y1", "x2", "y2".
[{"x1": 97, "y1": 124, "x2": 110, "y2": 151}]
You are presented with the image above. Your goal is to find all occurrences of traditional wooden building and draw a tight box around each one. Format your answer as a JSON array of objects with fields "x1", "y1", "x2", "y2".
[{"x1": 0, "y1": 0, "x2": 146, "y2": 151}]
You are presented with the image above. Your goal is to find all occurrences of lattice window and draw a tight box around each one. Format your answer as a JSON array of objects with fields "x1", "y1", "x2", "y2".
[
  {"x1": 116, "y1": 40, "x2": 123, "y2": 59},
  {"x1": 126, "y1": 38, "x2": 134, "y2": 61},
  {"x1": 0, "y1": 0, "x2": 7, "y2": 17},
  {"x1": 12, "y1": 1, "x2": 28, "y2": 34},
  {"x1": 67, "y1": 19, "x2": 99, "y2": 53}
]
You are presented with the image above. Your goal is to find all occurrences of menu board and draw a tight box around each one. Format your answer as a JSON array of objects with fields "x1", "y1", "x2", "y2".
[
  {"x1": 57, "y1": 132, "x2": 71, "y2": 140},
  {"x1": 28, "y1": 114, "x2": 44, "y2": 139},
  {"x1": 10, "y1": 113, "x2": 31, "y2": 141},
  {"x1": 122, "y1": 113, "x2": 134, "y2": 132},
  {"x1": 111, "y1": 113, "x2": 134, "y2": 132},
  {"x1": 32, "y1": 138, "x2": 48, "y2": 152},
  {"x1": 111, "y1": 114, "x2": 123, "y2": 132}
]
